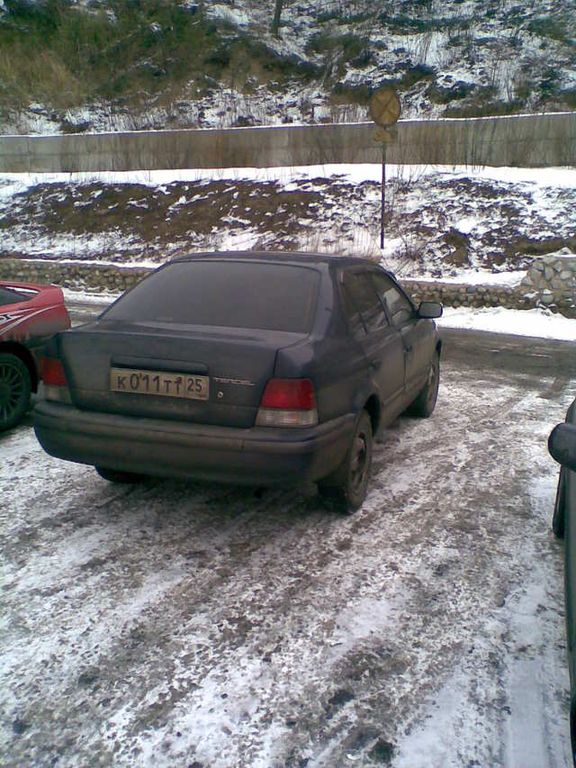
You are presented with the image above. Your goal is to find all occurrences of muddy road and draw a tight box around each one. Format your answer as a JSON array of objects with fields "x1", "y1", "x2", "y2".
[{"x1": 1, "y1": 335, "x2": 575, "y2": 767}]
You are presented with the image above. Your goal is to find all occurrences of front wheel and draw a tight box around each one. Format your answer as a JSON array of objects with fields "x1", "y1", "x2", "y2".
[
  {"x1": 95, "y1": 466, "x2": 148, "y2": 484},
  {"x1": 0, "y1": 353, "x2": 32, "y2": 431},
  {"x1": 407, "y1": 351, "x2": 440, "y2": 418},
  {"x1": 318, "y1": 410, "x2": 373, "y2": 513}
]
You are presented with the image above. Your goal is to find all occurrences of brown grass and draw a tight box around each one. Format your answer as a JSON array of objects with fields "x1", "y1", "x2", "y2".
[{"x1": 0, "y1": 47, "x2": 85, "y2": 108}]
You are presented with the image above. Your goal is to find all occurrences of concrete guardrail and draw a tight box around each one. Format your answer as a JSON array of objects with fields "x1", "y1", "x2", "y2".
[{"x1": 1, "y1": 112, "x2": 575, "y2": 172}]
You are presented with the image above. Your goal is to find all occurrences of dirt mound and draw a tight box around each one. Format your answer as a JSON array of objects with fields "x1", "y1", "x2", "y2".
[{"x1": 1, "y1": 170, "x2": 574, "y2": 279}]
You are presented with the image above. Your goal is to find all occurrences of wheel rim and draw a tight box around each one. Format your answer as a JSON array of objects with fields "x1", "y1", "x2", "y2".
[
  {"x1": 0, "y1": 360, "x2": 26, "y2": 424},
  {"x1": 427, "y1": 360, "x2": 438, "y2": 406},
  {"x1": 349, "y1": 431, "x2": 369, "y2": 494}
]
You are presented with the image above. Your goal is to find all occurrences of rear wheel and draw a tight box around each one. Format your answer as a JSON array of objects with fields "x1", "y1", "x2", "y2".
[
  {"x1": 0, "y1": 353, "x2": 32, "y2": 431},
  {"x1": 95, "y1": 466, "x2": 148, "y2": 484},
  {"x1": 553, "y1": 468, "x2": 566, "y2": 539},
  {"x1": 318, "y1": 410, "x2": 373, "y2": 513},
  {"x1": 407, "y1": 351, "x2": 440, "y2": 418}
]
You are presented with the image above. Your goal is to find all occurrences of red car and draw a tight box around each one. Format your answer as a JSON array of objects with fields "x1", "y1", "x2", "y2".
[{"x1": 0, "y1": 280, "x2": 70, "y2": 431}]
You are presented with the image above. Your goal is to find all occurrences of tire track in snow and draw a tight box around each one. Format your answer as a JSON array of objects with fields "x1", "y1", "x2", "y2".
[{"x1": 1, "y1": 361, "x2": 573, "y2": 767}]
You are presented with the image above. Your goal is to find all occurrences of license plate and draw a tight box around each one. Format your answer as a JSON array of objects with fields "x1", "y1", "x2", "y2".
[{"x1": 110, "y1": 367, "x2": 209, "y2": 400}]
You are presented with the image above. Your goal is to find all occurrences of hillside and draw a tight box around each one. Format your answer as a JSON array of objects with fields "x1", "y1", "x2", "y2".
[{"x1": 0, "y1": 0, "x2": 575, "y2": 134}]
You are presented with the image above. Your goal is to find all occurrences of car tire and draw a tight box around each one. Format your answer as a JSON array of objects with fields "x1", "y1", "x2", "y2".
[
  {"x1": 0, "y1": 353, "x2": 32, "y2": 431},
  {"x1": 407, "y1": 351, "x2": 440, "y2": 418},
  {"x1": 95, "y1": 466, "x2": 148, "y2": 484},
  {"x1": 318, "y1": 410, "x2": 373, "y2": 513},
  {"x1": 553, "y1": 467, "x2": 566, "y2": 539}
]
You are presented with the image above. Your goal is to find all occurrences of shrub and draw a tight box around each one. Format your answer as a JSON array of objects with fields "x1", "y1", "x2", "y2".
[
  {"x1": 306, "y1": 31, "x2": 371, "y2": 62},
  {"x1": 528, "y1": 16, "x2": 572, "y2": 43},
  {"x1": 0, "y1": 1, "x2": 221, "y2": 107}
]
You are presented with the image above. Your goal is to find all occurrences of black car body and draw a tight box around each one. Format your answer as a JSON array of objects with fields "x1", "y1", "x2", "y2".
[
  {"x1": 34, "y1": 252, "x2": 442, "y2": 510},
  {"x1": 549, "y1": 399, "x2": 576, "y2": 763}
]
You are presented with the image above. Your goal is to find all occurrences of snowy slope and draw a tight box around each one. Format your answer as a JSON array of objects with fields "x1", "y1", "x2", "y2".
[
  {"x1": 1, "y1": 164, "x2": 574, "y2": 283},
  {"x1": 1, "y1": 0, "x2": 574, "y2": 134}
]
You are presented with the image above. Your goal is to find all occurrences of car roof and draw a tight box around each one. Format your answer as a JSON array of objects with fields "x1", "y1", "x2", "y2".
[{"x1": 169, "y1": 251, "x2": 395, "y2": 275}]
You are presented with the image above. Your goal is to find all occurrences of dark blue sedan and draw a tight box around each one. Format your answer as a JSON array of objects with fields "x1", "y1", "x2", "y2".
[
  {"x1": 34, "y1": 252, "x2": 442, "y2": 512},
  {"x1": 549, "y1": 399, "x2": 576, "y2": 763}
]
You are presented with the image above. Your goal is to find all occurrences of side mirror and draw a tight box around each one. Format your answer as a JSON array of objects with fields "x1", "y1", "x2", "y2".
[
  {"x1": 418, "y1": 301, "x2": 443, "y2": 319},
  {"x1": 548, "y1": 423, "x2": 576, "y2": 472}
]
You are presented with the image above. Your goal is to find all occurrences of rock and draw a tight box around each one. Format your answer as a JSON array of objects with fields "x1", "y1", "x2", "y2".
[
  {"x1": 78, "y1": 666, "x2": 101, "y2": 687},
  {"x1": 369, "y1": 738, "x2": 395, "y2": 763},
  {"x1": 12, "y1": 718, "x2": 29, "y2": 735},
  {"x1": 443, "y1": 228, "x2": 471, "y2": 267},
  {"x1": 234, "y1": 115, "x2": 256, "y2": 128},
  {"x1": 327, "y1": 689, "x2": 355, "y2": 707}
]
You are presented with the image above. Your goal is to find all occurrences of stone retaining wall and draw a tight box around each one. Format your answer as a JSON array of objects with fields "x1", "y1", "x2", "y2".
[
  {"x1": 520, "y1": 252, "x2": 576, "y2": 317},
  {"x1": 1, "y1": 256, "x2": 575, "y2": 318},
  {"x1": 403, "y1": 279, "x2": 537, "y2": 311},
  {"x1": 0, "y1": 258, "x2": 151, "y2": 294}
]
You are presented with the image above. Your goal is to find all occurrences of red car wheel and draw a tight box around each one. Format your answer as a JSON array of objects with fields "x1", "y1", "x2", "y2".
[{"x1": 0, "y1": 353, "x2": 32, "y2": 431}]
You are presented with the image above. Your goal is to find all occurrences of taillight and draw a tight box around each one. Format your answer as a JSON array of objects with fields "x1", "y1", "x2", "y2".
[
  {"x1": 42, "y1": 358, "x2": 67, "y2": 387},
  {"x1": 41, "y1": 357, "x2": 71, "y2": 403},
  {"x1": 256, "y1": 379, "x2": 318, "y2": 427}
]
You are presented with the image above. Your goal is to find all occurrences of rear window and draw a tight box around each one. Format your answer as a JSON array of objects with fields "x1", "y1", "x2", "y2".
[
  {"x1": 103, "y1": 260, "x2": 320, "y2": 333},
  {"x1": 0, "y1": 286, "x2": 32, "y2": 305}
]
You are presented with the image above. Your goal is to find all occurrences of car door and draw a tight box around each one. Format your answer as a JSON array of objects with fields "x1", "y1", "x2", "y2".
[
  {"x1": 371, "y1": 272, "x2": 435, "y2": 400},
  {"x1": 340, "y1": 268, "x2": 406, "y2": 418}
]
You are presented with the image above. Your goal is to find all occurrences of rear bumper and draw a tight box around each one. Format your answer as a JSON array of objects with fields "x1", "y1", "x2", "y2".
[{"x1": 33, "y1": 400, "x2": 356, "y2": 485}]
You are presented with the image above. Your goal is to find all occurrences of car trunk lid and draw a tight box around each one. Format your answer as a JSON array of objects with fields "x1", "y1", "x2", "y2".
[{"x1": 59, "y1": 320, "x2": 305, "y2": 428}]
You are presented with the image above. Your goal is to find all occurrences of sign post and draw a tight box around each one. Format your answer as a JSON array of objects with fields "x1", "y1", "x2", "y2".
[{"x1": 369, "y1": 88, "x2": 401, "y2": 251}]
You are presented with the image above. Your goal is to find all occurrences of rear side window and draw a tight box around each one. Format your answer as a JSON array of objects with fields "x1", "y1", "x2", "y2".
[
  {"x1": 0, "y1": 286, "x2": 31, "y2": 305},
  {"x1": 103, "y1": 260, "x2": 320, "y2": 333}
]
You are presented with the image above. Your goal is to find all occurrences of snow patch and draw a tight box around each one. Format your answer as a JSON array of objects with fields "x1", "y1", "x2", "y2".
[{"x1": 438, "y1": 307, "x2": 576, "y2": 341}]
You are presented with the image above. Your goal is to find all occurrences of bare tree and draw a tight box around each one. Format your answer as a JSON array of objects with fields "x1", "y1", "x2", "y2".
[{"x1": 271, "y1": 0, "x2": 284, "y2": 37}]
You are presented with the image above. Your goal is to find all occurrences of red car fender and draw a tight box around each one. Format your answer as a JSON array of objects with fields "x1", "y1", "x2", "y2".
[{"x1": 0, "y1": 283, "x2": 70, "y2": 345}]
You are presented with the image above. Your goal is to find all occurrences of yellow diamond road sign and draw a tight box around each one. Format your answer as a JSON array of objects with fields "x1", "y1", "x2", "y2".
[{"x1": 369, "y1": 88, "x2": 401, "y2": 128}]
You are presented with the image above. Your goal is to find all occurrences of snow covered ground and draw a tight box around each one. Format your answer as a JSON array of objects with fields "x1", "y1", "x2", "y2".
[
  {"x1": 438, "y1": 307, "x2": 576, "y2": 342},
  {"x1": 1, "y1": 350, "x2": 574, "y2": 767}
]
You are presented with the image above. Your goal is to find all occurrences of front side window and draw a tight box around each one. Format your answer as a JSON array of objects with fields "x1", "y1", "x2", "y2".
[
  {"x1": 341, "y1": 271, "x2": 389, "y2": 335},
  {"x1": 372, "y1": 273, "x2": 414, "y2": 327}
]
